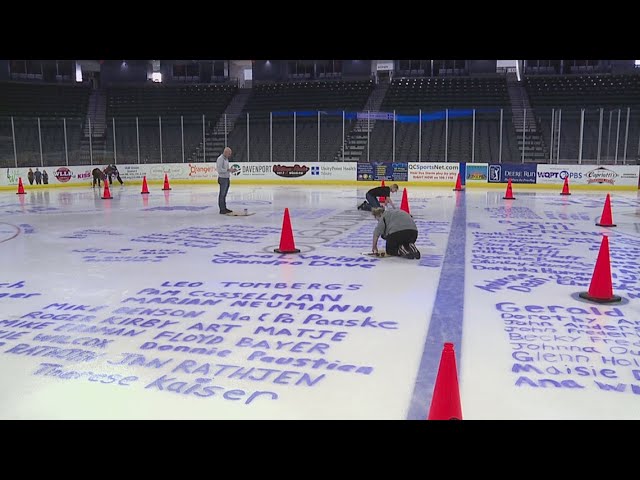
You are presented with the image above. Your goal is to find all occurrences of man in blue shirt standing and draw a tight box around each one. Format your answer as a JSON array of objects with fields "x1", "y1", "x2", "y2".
[{"x1": 216, "y1": 147, "x2": 238, "y2": 214}]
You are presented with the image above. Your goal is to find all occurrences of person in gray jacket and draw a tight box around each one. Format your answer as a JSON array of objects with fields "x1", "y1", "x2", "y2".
[
  {"x1": 371, "y1": 207, "x2": 420, "y2": 259},
  {"x1": 216, "y1": 147, "x2": 238, "y2": 214}
]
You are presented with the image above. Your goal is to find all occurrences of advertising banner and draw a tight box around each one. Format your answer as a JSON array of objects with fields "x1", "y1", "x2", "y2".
[
  {"x1": 535, "y1": 164, "x2": 639, "y2": 187},
  {"x1": 357, "y1": 162, "x2": 408, "y2": 182},
  {"x1": 408, "y1": 163, "x2": 459, "y2": 182},
  {"x1": 488, "y1": 163, "x2": 537, "y2": 184}
]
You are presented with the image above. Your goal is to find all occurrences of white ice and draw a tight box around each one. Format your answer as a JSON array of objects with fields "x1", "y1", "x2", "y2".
[{"x1": 0, "y1": 184, "x2": 639, "y2": 419}]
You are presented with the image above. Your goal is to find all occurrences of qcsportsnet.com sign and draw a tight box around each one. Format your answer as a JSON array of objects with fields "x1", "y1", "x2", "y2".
[{"x1": 409, "y1": 163, "x2": 459, "y2": 171}]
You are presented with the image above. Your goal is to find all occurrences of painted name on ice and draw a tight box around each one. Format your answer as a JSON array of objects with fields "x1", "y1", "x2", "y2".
[
  {"x1": 211, "y1": 251, "x2": 379, "y2": 268},
  {"x1": 0, "y1": 280, "x2": 42, "y2": 300}
]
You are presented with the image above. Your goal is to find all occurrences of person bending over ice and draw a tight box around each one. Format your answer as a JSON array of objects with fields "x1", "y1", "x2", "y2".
[
  {"x1": 92, "y1": 168, "x2": 107, "y2": 188},
  {"x1": 371, "y1": 207, "x2": 420, "y2": 259},
  {"x1": 358, "y1": 184, "x2": 398, "y2": 211}
]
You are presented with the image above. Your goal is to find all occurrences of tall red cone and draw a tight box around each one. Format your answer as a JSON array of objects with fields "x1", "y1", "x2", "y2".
[
  {"x1": 453, "y1": 173, "x2": 463, "y2": 191},
  {"x1": 596, "y1": 193, "x2": 616, "y2": 227},
  {"x1": 560, "y1": 176, "x2": 571, "y2": 195},
  {"x1": 379, "y1": 179, "x2": 386, "y2": 204},
  {"x1": 400, "y1": 188, "x2": 411, "y2": 214},
  {"x1": 274, "y1": 208, "x2": 301, "y2": 254},
  {"x1": 428, "y1": 342, "x2": 462, "y2": 420},
  {"x1": 16, "y1": 177, "x2": 26, "y2": 195},
  {"x1": 162, "y1": 174, "x2": 172, "y2": 191},
  {"x1": 141, "y1": 176, "x2": 150, "y2": 194},
  {"x1": 578, "y1": 235, "x2": 622, "y2": 303},
  {"x1": 101, "y1": 179, "x2": 112, "y2": 199},
  {"x1": 503, "y1": 178, "x2": 515, "y2": 200}
]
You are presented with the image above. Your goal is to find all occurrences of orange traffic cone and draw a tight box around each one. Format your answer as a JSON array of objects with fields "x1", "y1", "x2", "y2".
[
  {"x1": 162, "y1": 174, "x2": 171, "y2": 191},
  {"x1": 379, "y1": 179, "x2": 386, "y2": 204},
  {"x1": 560, "y1": 176, "x2": 571, "y2": 196},
  {"x1": 400, "y1": 188, "x2": 411, "y2": 214},
  {"x1": 596, "y1": 193, "x2": 616, "y2": 227},
  {"x1": 141, "y1": 176, "x2": 150, "y2": 194},
  {"x1": 428, "y1": 342, "x2": 463, "y2": 420},
  {"x1": 274, "y1": 208, "x2": 301, "y2": 254},
  {"x1": 578, "y1": 235, "x2": 622, "y2": 303},
  {"x1": 16, "y1": 177, "x2": 26, "y2": 195},
  {"x1": 101, "y1": 179, "x2": 112, "y2": 199},
  {"x1": 503, "y1": 178, "x2": 515, "y2": 200},
  {"x1": 453, "y1": 173, "x2": 463, "y2": 191}
]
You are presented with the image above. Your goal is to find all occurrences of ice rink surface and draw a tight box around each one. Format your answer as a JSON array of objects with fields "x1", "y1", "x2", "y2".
[{"x1": 1, "y1": 183, "x2": 639, "y2": 419}]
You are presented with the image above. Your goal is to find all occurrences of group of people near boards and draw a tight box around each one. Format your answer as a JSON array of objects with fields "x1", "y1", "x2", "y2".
[
  {"x1": 90, "y1": 149, "x2": 419, "y2": 260},
  {"x1": 91, "y1": 164, "x2": 123, "y2": 188}
]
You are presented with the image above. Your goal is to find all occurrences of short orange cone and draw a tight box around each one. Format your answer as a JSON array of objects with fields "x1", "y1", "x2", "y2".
[
  {"x1": 428, "y1": 342, "x2": 463, "y2": 420},
  {"x1": 560, "y1": 176, "x2": 571, "y2": 195},
  {"x1": 503, "y1": 178, "x2": 515, "y2": 200},
  {"x1": 16, "y1": 177, "x2": 26, "y2": 195},
  {"x1": 101, "y1": 179, "x2": 112, "y2": 199},
  {"x1": 141, "y1": 176, "x2": 150, "y2": 194},
  {"x1": 596, "y1": 193, "x2": 616, "y2": 227},
  {"x1": 400, "y1": 188, "x2": 411, "y2": 214},
  {"x1": 274, "y1": 208, "x2": 300, "y2": 254},
  {"x1": 453, "y1": 173, "x2": 463, "y2": 191},
  {"x1": 379, "y1": 179, "x2": 386, "y2": 204},
  {"x1": 162, "y1": 174, "x2": 172, "y2": 191},
  {"x1": 578, "y1": 235, "x2": 622, "y2": 303}
]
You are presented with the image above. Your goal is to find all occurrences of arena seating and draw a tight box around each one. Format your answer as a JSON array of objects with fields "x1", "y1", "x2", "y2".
[{"x1": 227, "y1": 80, "x2": 374, "y2": 162}]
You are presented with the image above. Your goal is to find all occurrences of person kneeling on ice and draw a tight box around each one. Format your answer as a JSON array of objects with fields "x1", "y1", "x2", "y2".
[
  {"x1": 358, "y1": 184, "x2": 398, "y2": 211},
  {"x1": 371, "y1": 207, "x2": 420, "y2": 259}
]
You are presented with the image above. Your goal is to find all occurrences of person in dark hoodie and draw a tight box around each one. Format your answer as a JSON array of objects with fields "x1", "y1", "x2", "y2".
[
  {"x1": 27, "y1": 168, "x2": 34, "y2": 185},
  {"x1": 104, "y1": 164, "x2": 123, "y2": 185},
  {"x1": 358, "y1": 184, "x2": 398, "y2": 211},
  {"x1": 42, "y1": 170, "x2": 49, "y2": 184}
]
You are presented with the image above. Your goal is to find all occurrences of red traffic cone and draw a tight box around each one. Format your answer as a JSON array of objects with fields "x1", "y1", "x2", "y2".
[
  {"x1": 274, "y1": 208, "x2": 301, "y2": 254},
  {"x1": 379, "y1": 179, "x2": 386, "y2": 204},
  {"x1": 453, "y1": 173, "x2": 463, "y2": 191},
  {"x1": 560, "y1": 176, "x2": 571, "y2": 196},
  {"x1": 141, "y1": 176, "x2": 150, "y2": 194},
  {"x1": 101, "y1": 179, "x2": 112, "y2": 199},
  {"x1": 162, "y1": 174, "x2": 172, "y2": 191},
  {"x1": 503, "y1": 178, "x2": 515, "y2": 200},
  {"x1": 578, "y1": 235, "x2": 622, "y2": 303},
  {"x1": 16, "y1": 177, "x2": 26, "y2": 195},
  {"x1": 400, "y1": 188, "x2": 411, "y2": 214},
  {"x1": 596, "y1": 193, "x2": 616, "y2": 227},
  {"x1": 428, "y1": 342, "x2": 463, "y2": 420}
]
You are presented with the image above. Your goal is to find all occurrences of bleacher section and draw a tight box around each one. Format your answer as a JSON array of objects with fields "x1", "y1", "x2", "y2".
[
  {"x1": 366, "y1": 77, "x2": 521, "y2": 163},
  {"x1": 0, "y1": 81, "x2": 90, "y2": 117},
  {"x1": 227, "y1": 80, "x2": 374, "y2": 162},
  {"x1": 526, "y1": 74, "x2": 640, "y2": 163},
  {"x1": 105, "y1": 84, "x2": 237, "y2": 163},
  {"x1": 0, "y1": 82, "x2": 90, "y2": 167}
]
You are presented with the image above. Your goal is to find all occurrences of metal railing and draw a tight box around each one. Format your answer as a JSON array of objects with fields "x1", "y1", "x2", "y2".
[{"x1": 1, "y1": 106, "x2": 638, "y2": 168}]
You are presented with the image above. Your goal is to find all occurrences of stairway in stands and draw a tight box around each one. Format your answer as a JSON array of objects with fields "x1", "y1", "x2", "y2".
[
  {"x1": 334, "y1": 82, "x2": 389, "y2": 162},
  {"x1": 507, "y1": 73, "x2": 547, "y2": 163}
]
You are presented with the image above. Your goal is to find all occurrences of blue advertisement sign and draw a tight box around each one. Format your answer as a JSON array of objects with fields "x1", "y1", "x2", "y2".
[
  {"x1": 357, "y1": 163, "x2": 408, "y2": 182},
  {"x1": 488, "y1": 164, "x2": 537, "y2": 184}
]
